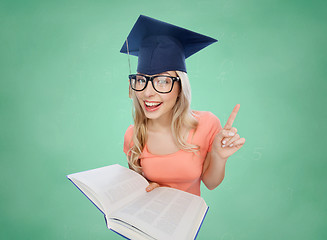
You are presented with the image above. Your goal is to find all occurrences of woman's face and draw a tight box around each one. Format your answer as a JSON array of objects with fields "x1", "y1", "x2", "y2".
[{"x1": 134, "y1": 71, "x2": 180, "y2": 121}]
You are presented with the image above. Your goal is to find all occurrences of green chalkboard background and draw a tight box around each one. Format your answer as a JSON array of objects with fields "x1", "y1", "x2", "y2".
[{"x1": 1, "y1": 0, "x2": 326, "y2": 239}]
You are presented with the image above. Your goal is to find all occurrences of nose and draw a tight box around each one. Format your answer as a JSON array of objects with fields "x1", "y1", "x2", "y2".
[{"x1": 143, "y1": 80, "x2": 156, "y2": 97}]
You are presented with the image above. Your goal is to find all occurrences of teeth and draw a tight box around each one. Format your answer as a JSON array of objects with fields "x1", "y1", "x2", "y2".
[{"x1": 145, "y1": 101, "x2": 161, "y2": 107}]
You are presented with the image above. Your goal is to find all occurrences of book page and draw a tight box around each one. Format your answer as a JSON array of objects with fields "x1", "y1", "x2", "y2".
[
  {"x1": 108, "y1": 219, "x2": 156, "y2": 240},
  {"x1": 109, "y1": 187, "x2": 208, "y2": 240},
  {"x1": 67, "y1": 165, "x2": 149, "y2": 215},
  {"x1": 69, "y1": 178, "x2": 106, "y2": 213}
]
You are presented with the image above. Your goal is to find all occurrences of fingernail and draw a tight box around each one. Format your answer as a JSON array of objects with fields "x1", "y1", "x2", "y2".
[
  {"x1": 229, "y1": 144, "x2": 233, "y2": 147},
  {"x1": 222, "y1": 140, "x2": 226, "y2": 144},
  {"x1": 222, "y1": 145, "x2": 226, "y2": 148},
  {"x1": 229, "y1": 132, "x2": 235, "y2": 136}
]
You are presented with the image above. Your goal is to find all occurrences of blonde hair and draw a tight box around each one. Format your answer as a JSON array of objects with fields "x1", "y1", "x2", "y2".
[{"x1": 127, "y1": 71, "x2": 199, "y2": 173}]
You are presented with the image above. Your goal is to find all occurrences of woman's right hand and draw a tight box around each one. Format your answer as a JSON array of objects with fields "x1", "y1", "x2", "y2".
[{"x1": 146, "y1": 182, "x2": 160, "y2": 192}]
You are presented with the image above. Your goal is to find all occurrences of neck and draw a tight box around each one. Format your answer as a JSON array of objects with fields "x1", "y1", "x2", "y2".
[{"x1": 147, "y1": 112, "x2": 173, "y2": 132}]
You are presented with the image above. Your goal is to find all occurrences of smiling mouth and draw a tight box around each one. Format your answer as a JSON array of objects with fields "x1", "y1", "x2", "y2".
[{"x1": 144, "y1": 101, "x2": 162, "y2": 112}]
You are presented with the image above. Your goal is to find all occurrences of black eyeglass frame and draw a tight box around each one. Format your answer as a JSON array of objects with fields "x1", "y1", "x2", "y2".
[{"x1": 129, "y1": 74, "x2": 180, "y2": 94}]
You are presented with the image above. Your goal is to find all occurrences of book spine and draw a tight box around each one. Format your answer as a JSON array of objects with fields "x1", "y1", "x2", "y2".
[
  {"x1": 110, "y1": 229, "x2": 131, "y2": 240},
  {"x1": 194, "y1": 206, "x2": 209, "y2": 240}
]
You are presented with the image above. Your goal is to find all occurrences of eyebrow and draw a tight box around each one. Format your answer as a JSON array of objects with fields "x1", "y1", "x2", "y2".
[{"x1": 162, "y1": 72, "x2": 172, "y2": 76}]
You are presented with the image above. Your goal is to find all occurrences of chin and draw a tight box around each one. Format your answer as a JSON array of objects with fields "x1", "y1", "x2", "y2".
[{"x1": 143, "y1": 110, "x2": 162, "y2": 120}]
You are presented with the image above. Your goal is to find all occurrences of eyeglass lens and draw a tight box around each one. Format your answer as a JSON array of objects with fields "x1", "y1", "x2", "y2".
[{"x1": 131, "y1": 75, "x2": 174, "y2": 93}]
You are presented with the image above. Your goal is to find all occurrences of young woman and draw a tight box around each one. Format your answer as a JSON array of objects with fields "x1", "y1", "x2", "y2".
[{"x1": 121, "y1": 15, "x2": 245, "y2": 196}]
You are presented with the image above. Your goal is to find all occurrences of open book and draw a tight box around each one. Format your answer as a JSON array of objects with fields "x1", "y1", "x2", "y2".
[{"x1": 67, "y1": 164, "x2": 208, "y2": 240}]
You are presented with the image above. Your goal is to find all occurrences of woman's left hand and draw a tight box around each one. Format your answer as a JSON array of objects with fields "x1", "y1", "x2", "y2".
[{"x1": 213, "y1": 104, "x2": 246, "y2": 160}]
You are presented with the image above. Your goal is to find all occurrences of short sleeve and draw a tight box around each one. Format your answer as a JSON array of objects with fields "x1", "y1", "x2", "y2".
[
  {"x1": 207, "y1": 112, "x2": 222, "y2": 152},
  {"x1": 123, "y1": 125, "x2": 134, "y2": 156}
]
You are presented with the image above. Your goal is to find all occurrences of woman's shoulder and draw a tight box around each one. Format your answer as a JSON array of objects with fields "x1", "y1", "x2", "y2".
[
  {"x1": 124, "y1": 125, "x2": 134, "y2": 154},
  {"x1": 192, "y1": 110, "x2": 220, "y2": 124},
  {"x1": 124, "y1": 125, "x2": 134, "y2": 139},
  {"x1": 192, "y1": 110, "x2": 222, "y2": 134},
  {"x1": 125, "y1": 124, "x2": 134, "y2": 133},
  {"x1": 191, "y1": 111, "x2": 222, "y2": 150}
]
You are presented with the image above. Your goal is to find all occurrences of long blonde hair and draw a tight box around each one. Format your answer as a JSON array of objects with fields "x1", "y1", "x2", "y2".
[{"x1": 127, "y1": 71, "x2": 199, "y2": 173}]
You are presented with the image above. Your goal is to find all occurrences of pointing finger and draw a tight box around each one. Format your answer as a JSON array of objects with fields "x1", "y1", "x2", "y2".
[{"x1": 224, "y1": 104, "x2": 240, "y2": 130}]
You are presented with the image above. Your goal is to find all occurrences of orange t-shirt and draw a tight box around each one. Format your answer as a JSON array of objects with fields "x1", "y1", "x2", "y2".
[{"x1": 123, "y1": 111, "x2": 222, "y2": 196}]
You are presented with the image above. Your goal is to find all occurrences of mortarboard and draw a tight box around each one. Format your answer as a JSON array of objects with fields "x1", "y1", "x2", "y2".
[{"x1": 120, "y1": 15, "x2": 218, "y2": 75}]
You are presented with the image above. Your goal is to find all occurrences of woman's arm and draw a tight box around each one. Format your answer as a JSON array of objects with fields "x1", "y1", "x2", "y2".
[
  {"x1": 202, "y1": 104, "x2": 245, "y2": 190},
  {"x1": 201, "y1": 148, "x2": 228, "y2": 190}
]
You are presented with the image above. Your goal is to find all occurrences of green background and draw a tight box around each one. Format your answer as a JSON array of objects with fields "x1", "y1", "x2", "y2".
[{"x1": 1, "y1": 0, "x2": 326, "y2": 239}]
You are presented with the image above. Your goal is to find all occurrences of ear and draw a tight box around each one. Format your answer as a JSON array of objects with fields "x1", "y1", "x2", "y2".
[
  {"x1": 176, "y1": 91, "x2": 181, "y2": 101},
  {"x1": 129, "y1": 84, "x2": 132, "y2": 98},
  {"x1": 178, "y1": 82, "x2": 182, "y2": 94}
]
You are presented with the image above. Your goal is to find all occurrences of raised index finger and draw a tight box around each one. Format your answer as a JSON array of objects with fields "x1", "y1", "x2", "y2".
[{"x1": 224, "y1": 104, "x2": 240, "y2": 129}]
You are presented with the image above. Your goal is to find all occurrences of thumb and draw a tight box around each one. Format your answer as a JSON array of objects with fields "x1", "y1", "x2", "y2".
[{"x1": 146, "y1": 182, "x2": 160, "y2": 192}]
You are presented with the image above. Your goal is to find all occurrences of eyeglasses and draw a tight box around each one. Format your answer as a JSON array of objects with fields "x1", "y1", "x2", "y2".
[{"x1": 129, "y1": 74, "x2": 180, "y2": 94}]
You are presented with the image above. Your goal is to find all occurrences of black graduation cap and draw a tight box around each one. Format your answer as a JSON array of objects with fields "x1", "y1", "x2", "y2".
[{"x1": 120, "y1": 15, "x2": 218, "y2": 75}]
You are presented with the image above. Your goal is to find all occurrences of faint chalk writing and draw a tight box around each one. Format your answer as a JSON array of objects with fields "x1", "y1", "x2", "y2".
[{"x1": 252, "y1": 147, "x2": 264, "y2": 161}]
